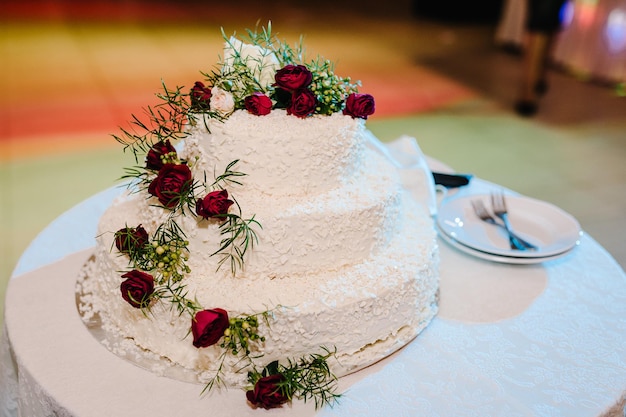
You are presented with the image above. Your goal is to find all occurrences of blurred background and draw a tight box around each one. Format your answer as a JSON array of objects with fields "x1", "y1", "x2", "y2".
[{"x1": 1, "y1": 0, "x2": 625, "y2": 322}]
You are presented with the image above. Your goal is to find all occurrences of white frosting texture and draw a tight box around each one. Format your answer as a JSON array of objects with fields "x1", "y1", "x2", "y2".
[
  {"x1": 188, "y1": 110, "x2": 364, "y2": 196},
  {"x1": 81, "y1": 109, "x2": 439, "y2": 387}
]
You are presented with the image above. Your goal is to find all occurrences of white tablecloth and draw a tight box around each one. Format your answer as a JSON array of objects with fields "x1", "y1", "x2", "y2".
[{"x1": 2, "y1": 149, "x2": 626, "y2": 416}]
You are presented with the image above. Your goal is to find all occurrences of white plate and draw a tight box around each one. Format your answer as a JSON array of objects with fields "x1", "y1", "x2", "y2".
[
  {"x1": 437, "y1": 223, "x2": 579, "y2": 264},
  {"x1": 437, "y1": 194, "x2": 582, "y2": 258}
]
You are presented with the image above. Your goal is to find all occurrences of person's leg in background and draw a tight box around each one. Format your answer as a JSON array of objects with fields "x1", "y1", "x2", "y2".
[{"x1": 515, "y1": 0, "x2": 567, "y2": 116}]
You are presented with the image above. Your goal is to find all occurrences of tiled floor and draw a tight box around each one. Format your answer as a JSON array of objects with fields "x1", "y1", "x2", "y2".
[{"x1": 1, "y1": 1, "x2": 625, "y2": 324}]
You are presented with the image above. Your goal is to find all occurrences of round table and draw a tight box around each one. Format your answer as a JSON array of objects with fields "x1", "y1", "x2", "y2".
[{"x1": 2, "y1": 145, "x2": 625, "y2": 417}]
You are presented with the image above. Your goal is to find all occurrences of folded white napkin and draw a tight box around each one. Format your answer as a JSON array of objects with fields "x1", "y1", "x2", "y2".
[{"x1": 364, "y1": 131, "x2": 438, "y2": 217}]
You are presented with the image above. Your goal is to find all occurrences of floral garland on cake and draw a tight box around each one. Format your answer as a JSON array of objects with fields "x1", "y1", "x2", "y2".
[
  {"x1": 109, "y1": 23, "x2": 375, "y2": 410},
  {"x1": 190, "y1": 24, "x2": 375, "y2": 120}
]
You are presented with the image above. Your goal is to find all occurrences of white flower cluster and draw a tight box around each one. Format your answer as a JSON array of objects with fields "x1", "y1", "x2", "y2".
[
  {"x1": 223, "y1": 37, "x2": 279, "y2": 89},
  {"x1": 209, "y1": 37, "x2": 281, "y2": 117}
]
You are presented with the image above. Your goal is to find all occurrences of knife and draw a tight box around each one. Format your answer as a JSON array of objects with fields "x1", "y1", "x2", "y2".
[{"x1": 432, "y1": 171, "x2": 472, "y2": 188}]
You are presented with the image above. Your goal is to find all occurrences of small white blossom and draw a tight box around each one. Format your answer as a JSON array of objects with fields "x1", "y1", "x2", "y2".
[{"x1": 210, "y1": 87, "x2": 235, "y2": 116}]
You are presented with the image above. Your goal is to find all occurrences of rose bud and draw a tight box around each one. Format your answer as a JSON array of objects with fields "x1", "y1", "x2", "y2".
[
  {"x1": 191, "y1": 308, "x2": 230, "y2": 348},
  {"x1": 120, "y1": 270, "x2": 154, "y2": 309},
  {"x1": 246, "y1": 374, "x2": 289, "y2": 409},
  {"x1": 210, "y1": 86, "x2": 235, "y2": 117},
  {"x1": 196, "y1": 189, "x2": 234, "y2": 220},
  {"x1": 190, "y1": 81, "x2": 212, "y2": 110},
  {"x1": 343, "y1": 93, "x2": 375, "y2": 119},
  {"x1": 287, "y1": 88, "x2": 317, "y2": 118},
  {"x1": 244, "y1": 92, "x2": 272, "y2": 116},
  {"x1": 274, "y1": 65, "x2": 312, "y2": 91},
  {"x1": 146, "y1": 140, "x2": 177, "y2": 171},
  {"x1": 148, "y1": 164, "x2": 193, "y2": 209},
  {"x1": 114, "y1": 225, "x2": 149, "y2": 255}
]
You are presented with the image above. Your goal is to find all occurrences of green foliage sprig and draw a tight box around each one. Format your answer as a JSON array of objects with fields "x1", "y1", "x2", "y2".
[
  {"x1": 197, "y1": 159, "x2": 262, "y2": 275},
  {"x1": 117, "y1": 220, "x2": 200, "y2": 317},
  {"x1": 212, "y1": 213, "x2": 261, "y2": 275},
  {"x1": 210, "y1": 159, "x2": 247, "y2": 188},
  {"x1": 152, "y1": 277, "x2": 202, "y2": 318},
  {"x1": 201, "y1": 308, "x2": 275, "y2": 394},
  {"x1": 221, "y1": 309, "x2": 270, "y2": 356},
  {"x1": 308, "y1": 58, "x2": 361, "y2": 115},
  {"x1": 129, "y1": 220, "x2": 191, "y2": 284},
  {"x1": 113, "y1": 82, "x2": 192, "y2": 165},
  {"x1": 248, "y1": 347, "x2": 342, "y2": 409}
]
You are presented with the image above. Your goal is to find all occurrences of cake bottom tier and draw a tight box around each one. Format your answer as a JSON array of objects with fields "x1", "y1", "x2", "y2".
[{"x1": 78, "y1": 191, "x2": 439, "y2": 388}]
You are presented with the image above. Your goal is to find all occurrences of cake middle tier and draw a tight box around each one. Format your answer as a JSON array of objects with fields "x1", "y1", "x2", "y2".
[{"x1": 100, "y1": 147, "x2": 408, "y2": 277}]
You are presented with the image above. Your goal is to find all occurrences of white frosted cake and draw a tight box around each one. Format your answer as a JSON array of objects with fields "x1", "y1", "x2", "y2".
[{"x1": 78, "y1": 26, "x2": 438, "y2": 409}]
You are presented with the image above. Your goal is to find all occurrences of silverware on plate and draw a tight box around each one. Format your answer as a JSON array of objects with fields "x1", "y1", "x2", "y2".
[
  {"x1": 491, "y1": 192, "x2": 538, "y2": 251},
  {"x1": 471, "y1": 197, "x2": 538, "y2": 251}
]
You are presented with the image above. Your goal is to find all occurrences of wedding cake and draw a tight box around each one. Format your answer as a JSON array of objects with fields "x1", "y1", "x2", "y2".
[{"x1": 78, "y1": 25, "x2": 439, "y2": 409}]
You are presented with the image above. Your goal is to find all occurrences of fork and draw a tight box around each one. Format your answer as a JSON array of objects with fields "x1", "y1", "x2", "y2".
[
  {"x1": 471, "y1": 199, "x2": 536, "y2": 251},
  {"x1": 490, "y1": 192, "x2": 538, "y2": 251}
]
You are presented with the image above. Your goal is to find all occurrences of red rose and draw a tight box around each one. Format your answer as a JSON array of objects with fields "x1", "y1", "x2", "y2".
[
  {"x1": 343, "y1": 93, "x2": 375, "y2": 119},
  {"x1": 146, "y1": 140, "x2": 177, "y2": 171},
  {"x1": 244, "y1": 92, "x2": 272, "y2": 116},
  {"x1": 190, "y1": 81, "x2": 212, "y2": 110},
  {"x1": 196, "y1": 189, "x2": 234, "y2": 220},
  {"x1": 120, "y1": 270, "x2": 154, "y2": 309},
  {"x1": 274, "y1": 65, "x2": 312, "y2": 91},
  {"x1": 114, "y1": 225, "x2": 149, "y2": 255},
  {"x1": 148, "y1": 164, "x2": 193, "y2": 209},
  {"x1": 246, "y1": 374, "x2": 289, "y2": 409},
  {"x1": 287, "y1": 88, "x2": 317, "y2": 118},
  {"x1": 191, "y1": 309, "x2": 230, "y2": 348}
]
